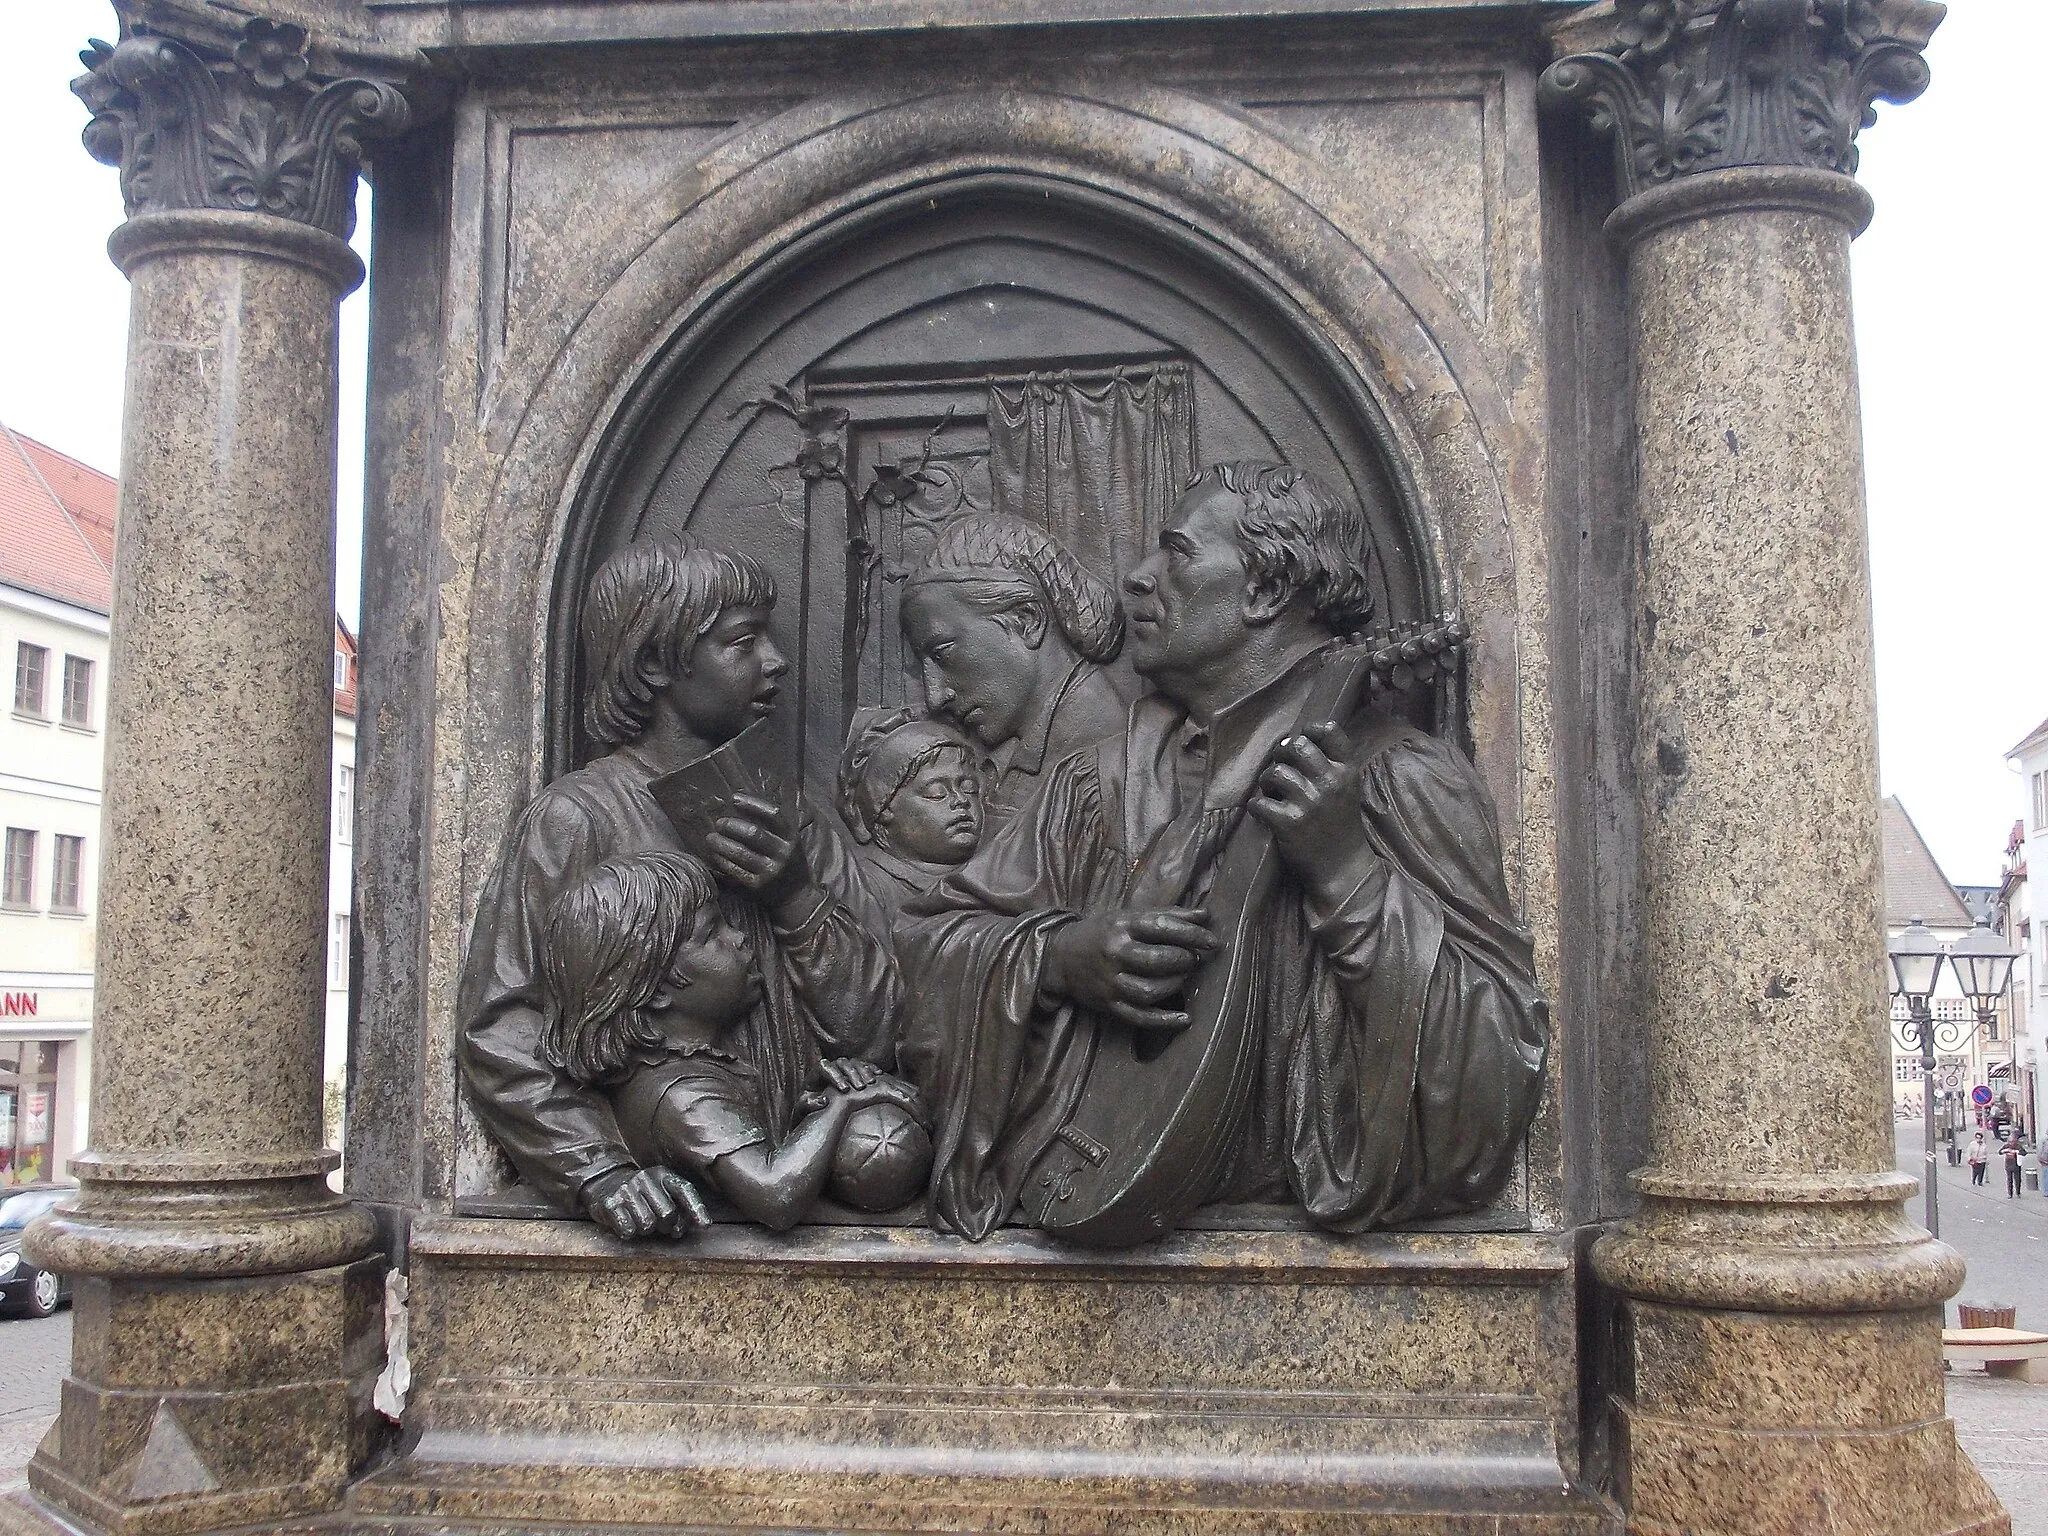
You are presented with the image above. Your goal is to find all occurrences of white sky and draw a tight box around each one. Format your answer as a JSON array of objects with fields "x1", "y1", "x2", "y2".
[{"x1": 2, "y1": 1, "x2": 2041, "y2": 885}]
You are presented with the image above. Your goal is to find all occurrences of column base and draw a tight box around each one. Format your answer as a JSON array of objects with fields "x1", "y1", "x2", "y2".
[
  {"x1": 1615, "y1": 1394, "x2": 2008, "y2": 1536},
  {"x1": 21, "y1": 1261, "x2": 386, "y2": 1536},
  {"x1": 26, "y1": 1160, "x2": 378, "y2": 1280},
  {"x1": 1594, "y1": 1172, "x2": 2003, "y2": 1536}
]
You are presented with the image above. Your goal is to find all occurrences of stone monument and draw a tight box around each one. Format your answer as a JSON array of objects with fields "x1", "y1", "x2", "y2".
[{"x1": 11, "y1": 0, "x2": 2004, "y2": 1533}]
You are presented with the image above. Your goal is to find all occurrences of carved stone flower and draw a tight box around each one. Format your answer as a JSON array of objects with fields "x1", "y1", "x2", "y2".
[
  {"x1": 234, "y1": 19, "x2": 309, "y2": 92},
  {"x1": 795, "y1": 435, "x2": 845, "y2": 482},
  {"x1": 1615, "y1": 0, "x2": 1689, "y2": 60}
]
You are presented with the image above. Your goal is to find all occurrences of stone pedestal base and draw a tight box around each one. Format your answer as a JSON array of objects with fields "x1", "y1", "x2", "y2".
[
  {"x1": 351, "y1": 1219, "x2": 1611, "y2": 1534},
  {"x1": 21, "y1": 1261, "x2": 385, "y2": 1536}
]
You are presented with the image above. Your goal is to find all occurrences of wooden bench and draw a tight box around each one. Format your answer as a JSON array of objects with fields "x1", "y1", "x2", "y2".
[{"x1": 1943, "y1": 1326, "x2": 2048, "y2": 1382}]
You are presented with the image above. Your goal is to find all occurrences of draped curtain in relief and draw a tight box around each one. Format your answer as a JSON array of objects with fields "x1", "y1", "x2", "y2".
[{"x1": 987, "y1": 365, "x2": 1195, "y2": 586}]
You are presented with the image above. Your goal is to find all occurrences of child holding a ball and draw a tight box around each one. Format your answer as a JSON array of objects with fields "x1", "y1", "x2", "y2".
[{"x1": 540, "y1": 850, "x2": 930, "y2": 1230}]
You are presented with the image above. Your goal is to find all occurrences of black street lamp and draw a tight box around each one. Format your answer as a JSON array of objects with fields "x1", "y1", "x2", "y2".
[
  {"x1": 1949, "y1": 912, "x2": 2021, "y2": 1135},
  {"x1": 1888, "y1": 917, "x2": 1948, "y2": 1239}
]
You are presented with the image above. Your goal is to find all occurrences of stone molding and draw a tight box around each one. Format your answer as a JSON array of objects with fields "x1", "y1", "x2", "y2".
[
  {"x1": 73, "y1": 17, "x2": 410, "y2": 243},
  {"x1": 1592, "y1": 1183, "x2": 1964, "y2": 1314},
  {"x1": 108, "y1": 206, "x2": 368, "y2": 293},
  {"x1": 1541, "y1": 0, "x2": 1944, "y2": 203},
  {"x1": 25, "y1": 1174, "x2": 378, "y2": 1279},
  {"x1": 1602, "y1": 161, "x2": 1874, "y2": 247}
]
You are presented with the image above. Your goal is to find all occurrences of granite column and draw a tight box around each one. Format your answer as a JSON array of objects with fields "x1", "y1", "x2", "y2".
[
  {"x1": 1546, "y1": 4, "x2": 2004, "y2": 1533},
  {"x1": 19, "y1": 19, "x2": 409, "y2": 1534}
]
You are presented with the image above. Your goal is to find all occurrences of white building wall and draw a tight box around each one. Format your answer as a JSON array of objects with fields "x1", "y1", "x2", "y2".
[
  {"x1": 0, "y1": 583, "x2": 109, "y2": 1188},
  {"x1": 327, "y1": 708, "x2": 356, "y2": 1093},
  {"x1": 2015, "y1": 742, "x2": 2048, "y2": 1135}
]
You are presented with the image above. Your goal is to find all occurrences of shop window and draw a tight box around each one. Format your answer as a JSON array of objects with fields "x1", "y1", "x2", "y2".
[
  {"x1": 51, "y1": 835, "x2": 84, "y2": 914},
  {"x1": 335, "y1": 765, "x2": 354, "y2": 845},
  {"x1": 13, "y1": 643, "x2": 47, "y2": 716},
  {"x1": 2, "y1": 829, "x2": 34, "y2": 909},
  {"x1": 60, "y1": 655, "x2": 93, "y2": 728},
  {"x1": 0, "y1": 1041, "x2": 60, "y2": 1189}
]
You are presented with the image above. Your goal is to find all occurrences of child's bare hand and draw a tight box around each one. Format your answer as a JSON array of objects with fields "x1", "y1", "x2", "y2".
[
  {"x1": 708, "y1": 793, "x2": 814, "y2": 916},
  {"x1": 843, "y1": 1076, "x2": 926, "y2": 1125},
  {"x1": 583, "y1": 1166, "x2": 711, "y2": 1239},
  {"x1": 820, "y1": 1056, "x2": 881, "y2": 1091}
]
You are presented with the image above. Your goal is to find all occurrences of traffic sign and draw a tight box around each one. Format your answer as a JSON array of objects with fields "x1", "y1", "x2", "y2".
[{"x1": 1971, "y1": 1085, "x2": 1994, "y2": 1108}]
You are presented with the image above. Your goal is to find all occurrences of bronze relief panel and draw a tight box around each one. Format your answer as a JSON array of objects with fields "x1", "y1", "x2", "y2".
[{"x1": 458, "y1": 178, "x2": 1546, "y2": 1246}]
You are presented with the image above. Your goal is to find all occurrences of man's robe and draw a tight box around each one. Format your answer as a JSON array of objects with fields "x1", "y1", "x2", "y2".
[
  {"x1": 899, "y1": 647, "x2": 1549, "y2": 1240},
  {"x1": 458, "y1": 744, "x2": 901, "y2": 1212}
]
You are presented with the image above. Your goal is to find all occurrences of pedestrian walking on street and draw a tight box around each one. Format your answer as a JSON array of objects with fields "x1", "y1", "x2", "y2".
[
  {"x1": 2002, "y1": 1136, "x2": 2024, "y2": 1197},
  {"x1": 1969, "y1": 1131, "x2": 1989, "y2": 1187}
]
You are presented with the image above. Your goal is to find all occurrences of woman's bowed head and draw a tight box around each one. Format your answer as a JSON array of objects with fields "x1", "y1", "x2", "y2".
[
  {"x1": 900, "y1": 513, "x2": 1123, "y2": 749},
  {"x1": 539, "y1": 852, "x2": 929, "y2": 1231}
]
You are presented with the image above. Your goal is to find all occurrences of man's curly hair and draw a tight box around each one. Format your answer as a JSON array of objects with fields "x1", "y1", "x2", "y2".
[{"x1": 1188, "y1": 461, "x2": 1375, "y2": 634}]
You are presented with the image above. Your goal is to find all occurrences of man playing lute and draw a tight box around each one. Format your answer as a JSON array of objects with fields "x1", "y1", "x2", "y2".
[{"x1": 900, "y1": 461, "x2": 1549, "y2": 1242}]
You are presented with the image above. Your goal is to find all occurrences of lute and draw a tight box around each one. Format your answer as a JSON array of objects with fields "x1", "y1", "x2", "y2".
[{"x1": 1025, "y1": 614, "x2": 1467, "y2": 1246}]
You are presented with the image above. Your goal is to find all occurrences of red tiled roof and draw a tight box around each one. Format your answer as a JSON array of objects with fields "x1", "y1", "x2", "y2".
[
  {"x1": 0, "y1": 425, "x2": 115, "y2": 615},
  {"x1": 4, "y1": 422, "x2": 356, "y2": 717}
]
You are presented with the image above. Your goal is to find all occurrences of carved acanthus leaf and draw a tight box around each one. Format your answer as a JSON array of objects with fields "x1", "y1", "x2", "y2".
[
  {"x1": 73, "y1": 19, "x2": 409, "y2": 240},
  {"x1": 1541, "y1": 0, "x2": 1944, "y2": 199}
]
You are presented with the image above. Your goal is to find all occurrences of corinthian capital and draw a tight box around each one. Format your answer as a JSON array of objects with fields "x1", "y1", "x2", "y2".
[
  {"x1": 73, "y1": 18, "x2": 410, "y2": 242},
  {"x1": 1542, "y1": 0, "x2": 1944, "y2": 201}
]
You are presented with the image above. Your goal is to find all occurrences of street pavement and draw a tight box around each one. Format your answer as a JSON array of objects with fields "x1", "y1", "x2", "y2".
[
  {"x1": 1, "y1": 1143, "x2": 2042, "y2": 1530},
  {"x1": 1899, "y1": 1117, "x2": 2048, "y2": 1533},
  {"x1": 1898, "y1": 1118, "x2": 2048, "y2": 1329},
  {"x1": 0, "y1": 1310, "x2": 66, "y2": 1492}
]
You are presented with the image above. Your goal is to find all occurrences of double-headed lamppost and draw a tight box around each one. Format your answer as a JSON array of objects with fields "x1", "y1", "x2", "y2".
[
  {"x1": 1951, "y1": 911, "x2": 2023, "y2": 1128},
  {"x1": 1888, "y1": 914, "x2": 2023, "y2": 1238},
  {"x1": 1889, "y1": 917, "x2": 1949, "y2": 1237}
]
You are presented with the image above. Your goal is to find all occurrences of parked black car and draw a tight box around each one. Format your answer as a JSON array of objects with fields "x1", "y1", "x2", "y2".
[{"x1": 0, "y1": 1187, "x2": 71, "y2": 1317}]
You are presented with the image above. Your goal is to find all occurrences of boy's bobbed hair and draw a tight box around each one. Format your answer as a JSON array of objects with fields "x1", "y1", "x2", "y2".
[
  {"x1": 540, "y1": 851, "x2": 722, "y2": 1086},
  {"x1": 580, "y1": 537, "x2": 776, "y2": 749}
]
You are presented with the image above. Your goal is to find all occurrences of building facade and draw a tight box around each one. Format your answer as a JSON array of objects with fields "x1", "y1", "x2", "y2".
[
  {"x1": 1880, "y1": 795, "x2": 2000, "y2": 1127},
  {"x1": 328, "y1": 624, "x2": 357, "y2": 1152},
  {"x1": 0, "y1": 427, "x2": 114, "y2": 1192},
  {"x1": 1, "y1": 422, "x2": 358, "y2": 1191},
  {"x1": 2007, "y1": 721, "x2": 2048, "y2": 1141}
]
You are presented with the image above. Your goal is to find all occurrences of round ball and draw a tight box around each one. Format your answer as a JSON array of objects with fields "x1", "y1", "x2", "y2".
[{"x1": 829, "y1": 1101, "x2": 933, "y2": 1213}]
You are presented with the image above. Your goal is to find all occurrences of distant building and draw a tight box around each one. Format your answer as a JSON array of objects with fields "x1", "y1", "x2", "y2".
[
  {"x1": 0, "y1": 426, "x2": 114, "y2": 1190},
  {"x1": 328, "y1": 624, "x2": 356, "y2": 1148},
  {"x1": 2006, "y1": 719, "x2": 2048, "y2": 1140},
  {"x1": 0, "y1": 424, "x2": 357, "y2": 1189},
  {"x1": 1880, "y1": 796, "x2": 2001, "y2": 1126}
]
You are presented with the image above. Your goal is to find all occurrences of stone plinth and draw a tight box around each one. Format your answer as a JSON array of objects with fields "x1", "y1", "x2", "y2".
[
  {"x1": 356, "y1": 1221, "x2": 1608, "y2": 1534},
  {"x1": 23, "y1": 1261, "x2": 385, "y2": 1536}
]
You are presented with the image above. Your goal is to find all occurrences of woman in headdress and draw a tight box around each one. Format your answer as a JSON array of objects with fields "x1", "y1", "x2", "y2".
[{"x1": 899, "y1": 514, "x2": 1129, "y2": 823}]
